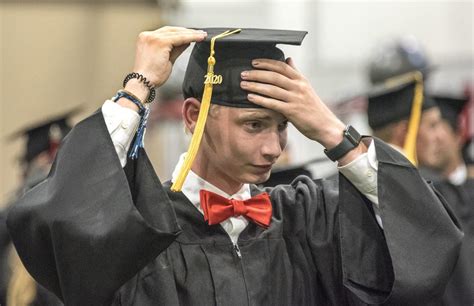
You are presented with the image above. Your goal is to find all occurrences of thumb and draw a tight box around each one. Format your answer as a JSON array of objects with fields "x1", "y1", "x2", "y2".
[{"x1": 170, "y1": 43, "x2": 190, "y2": 64}]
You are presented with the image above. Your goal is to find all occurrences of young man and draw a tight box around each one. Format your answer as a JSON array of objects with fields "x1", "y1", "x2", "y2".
[
  {"x1": 430, "y1": 95, "x2": 474, "y2": 306},
  {"x1": 8, "y1": 27, "x2": 461, "y2": 306}
]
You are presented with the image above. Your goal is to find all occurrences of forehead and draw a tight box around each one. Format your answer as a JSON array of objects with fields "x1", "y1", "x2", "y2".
[{"x1": 220, "y1": 106, "x2": 287, "y2": 121}]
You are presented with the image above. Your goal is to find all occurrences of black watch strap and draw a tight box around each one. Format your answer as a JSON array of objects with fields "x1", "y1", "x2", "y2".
[{"x1": 324, "y1": 125, "x2": 361, "y2": 161}]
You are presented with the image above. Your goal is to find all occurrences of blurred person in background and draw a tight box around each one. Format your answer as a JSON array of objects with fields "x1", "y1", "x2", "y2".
[
  {"x1": 367, "y1": 37, "x2": 445, "y2": 177},
  {"x1": 462, "y1": 85, "x2": 474, "y2": 179},
  {"x1": 366, "y1": 71, "x2": 443, "y2": 173},
  {"x1": 430, "y1": 94, "x2": 474, "y2": 306},
  {"x1": 0, "y1": 114, "x2": 74, "y2": 306}
]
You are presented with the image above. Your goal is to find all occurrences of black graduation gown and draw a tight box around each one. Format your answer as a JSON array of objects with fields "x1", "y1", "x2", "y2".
[
  {"x1": 0, "y1": 209, "x2": 11, "y2": 305},
  {"x1": 7, "y1": 111, "x2": 462, "y2": 306},
  {"x1": 1, "y1": 198, "x2": 64, "y2": 306},
  {"x1": 434, "y1": 179, "x2": 474, "y2": 305}
]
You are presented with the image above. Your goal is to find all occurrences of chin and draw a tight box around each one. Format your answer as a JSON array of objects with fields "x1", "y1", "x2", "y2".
[{"x1": 244, "y1": 172, "x2": 272, "y2": 185}]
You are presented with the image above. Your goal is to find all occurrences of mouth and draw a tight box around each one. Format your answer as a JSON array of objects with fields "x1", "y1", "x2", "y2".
[{"x1": 252, "y1": 164, "x2": 273, "y2": 172}]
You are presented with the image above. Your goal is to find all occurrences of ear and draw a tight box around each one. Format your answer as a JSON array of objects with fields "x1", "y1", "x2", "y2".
[
  {"x1": 182, "y1": 97, "x2": 201, "y2": 134},
  {"x1": 453, "y1": 129, "x2": 463, "y2": 148},
  {"x1": 392, "y1": 120, "x2": 409, "y2": 147}
]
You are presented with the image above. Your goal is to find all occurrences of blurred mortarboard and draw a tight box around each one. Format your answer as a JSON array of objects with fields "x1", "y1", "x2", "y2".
[
  {"x1": 367, "y1": 71, "x2": 436, "y2": 165},
  {"x1": 9, "y1": 108, "x2": 79, "y2": 163},
  {"x1": 368, "y1": 36, "x2": 435, "y2": 85},
  {"x1": 368, "y1": 74, "x2": 436, "y2": 130},
  {"x1": 172, "y1": 28, "x2": 307, "y2": 191},
  {"x1": 432, "y1": 95, "x2": 468, "y2": 131}
]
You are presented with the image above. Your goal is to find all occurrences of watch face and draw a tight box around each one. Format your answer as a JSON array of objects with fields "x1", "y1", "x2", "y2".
[{"x1": 345, "y1": 126, "x2": 361, "y2": 145}]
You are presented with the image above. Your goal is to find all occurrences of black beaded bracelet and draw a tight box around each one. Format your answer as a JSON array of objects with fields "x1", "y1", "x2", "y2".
[{"x1": 123, "y1": 72, "x2": 156, "y2": 104}]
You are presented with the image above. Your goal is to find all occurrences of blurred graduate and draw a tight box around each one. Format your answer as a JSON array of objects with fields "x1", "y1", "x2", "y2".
[{"x1": 0, "y1": 114, "x2": 73, "y2": 306}]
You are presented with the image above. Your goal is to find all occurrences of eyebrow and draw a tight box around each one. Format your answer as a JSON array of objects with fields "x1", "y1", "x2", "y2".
[{"x1": 237, "y1": 111, "x2": 273, "y2": 121}]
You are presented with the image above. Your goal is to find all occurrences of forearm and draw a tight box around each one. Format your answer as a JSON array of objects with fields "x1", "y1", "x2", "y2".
[
  {"x1": 337, "y1": 137, "x2": 382, "y2": 227},
  {"x1": 116, "y1": 79, "x2": 150, "y2": 112},
  {"x1": 102, "y1": 96, "x2": 141, "y2": 167}
]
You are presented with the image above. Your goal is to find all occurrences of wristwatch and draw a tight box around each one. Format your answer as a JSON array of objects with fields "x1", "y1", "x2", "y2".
[{"x1": 324, "y1": 125, "x2": 361, "y2": 161}]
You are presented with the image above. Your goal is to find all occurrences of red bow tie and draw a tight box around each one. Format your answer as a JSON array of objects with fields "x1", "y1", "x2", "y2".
[{"x1": 199, "y1": 190, "x2": 272, "y2": 228}]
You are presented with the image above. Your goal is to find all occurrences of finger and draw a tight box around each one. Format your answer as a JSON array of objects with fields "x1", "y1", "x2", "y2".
[
  {"x1": 251, "y1": 58, "x2": 300, "y2": 80},
  {"x1": 240, "y1": 81, "x2": 293, "y2": 102},
  {"x1": 247, "y1": 93, "x2": 289, "y2": 114},
  {"x1": 155, "y1": 26, "x2": 200, "y2": 33},
  {"x1": 159, "y1": 29, "x2": 207, "y2": 38},
  {"x1": 241, "y1": 70, "x2": 293, "y2": 91},
  {"x1": 285, "y1": 57, "x2": 299, "y2": 71},
  {"x1": 167, "y1": 31, "x2": 208, "y2": 47},
  {"x1": 141, "y1": 30, "x2": 207, "y2": 48}
]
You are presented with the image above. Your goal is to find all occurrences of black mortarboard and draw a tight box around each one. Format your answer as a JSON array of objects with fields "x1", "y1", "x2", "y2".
[
  {"x1": 432, "y1": 95, "x2": 468, "y2": 131},
  {"x1": 182, "y1": 28, "x2": 307, "y2": 108},
  {"x1": 367, "y1": 76, "x2": 436, "y2": 130},
  {"x1": 172, "y1": 28, "x2": 307, "y2": 191},
  {"x1": 10, "y1": 110, "x2": 77, "y2": 163}
]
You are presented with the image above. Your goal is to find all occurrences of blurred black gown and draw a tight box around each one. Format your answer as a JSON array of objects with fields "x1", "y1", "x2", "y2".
[
  {"x1": 435, "y1": 178, "x2": 474, "y2": 306},
  {"x1": 7, "y1": 111, "x2": 462, "y2": 306}
]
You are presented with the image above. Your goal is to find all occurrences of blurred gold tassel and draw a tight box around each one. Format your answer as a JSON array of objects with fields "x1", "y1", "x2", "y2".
[{"x1": 384, "y1": 71, "x2": 424, "y2": 166}]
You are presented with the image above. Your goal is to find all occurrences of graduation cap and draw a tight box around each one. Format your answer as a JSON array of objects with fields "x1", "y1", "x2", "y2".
[
  {"x1": 367, "y1": 71, "x2": 436, "y2": 165},
  {"x1": 171, "y1": 28, "x2": 308, "y2": 192},
  {"x1": 10, "y1": 109, "x2": 78, "y2": 163},
  {"x1": 432, "y1": 95, "x2": 468, "y2": 131}
]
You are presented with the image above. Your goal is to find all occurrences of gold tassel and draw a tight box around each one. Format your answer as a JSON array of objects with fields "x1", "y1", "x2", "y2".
[
  {"x1": 384, "y1": 71, "x2": 424, "y2": 166},
  {"x1": 171, "y1": 29, "x2": 241, "y2": 192}
]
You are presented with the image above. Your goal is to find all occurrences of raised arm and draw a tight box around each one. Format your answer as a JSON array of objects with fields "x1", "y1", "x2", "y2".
[{"x1": 7, "y1": 26, "x2": 207, "y2": 306}]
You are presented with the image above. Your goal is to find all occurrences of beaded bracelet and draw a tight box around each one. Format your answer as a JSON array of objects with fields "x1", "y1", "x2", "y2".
[{"x1": 123, "y1": 72, "x2": 156, "y2": 104}]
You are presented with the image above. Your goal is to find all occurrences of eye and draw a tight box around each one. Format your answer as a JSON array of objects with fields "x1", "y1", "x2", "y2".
[{"x1": 244, "y1": 120, "x2": 263, "y2": 132}]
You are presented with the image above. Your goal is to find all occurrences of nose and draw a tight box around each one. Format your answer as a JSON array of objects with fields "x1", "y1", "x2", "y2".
[{"x1": 261, "y1": 131, "x2": 283, "y2": 161}]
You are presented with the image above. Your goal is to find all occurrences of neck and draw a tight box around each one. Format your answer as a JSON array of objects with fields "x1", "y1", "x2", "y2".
[
  {"x1": 192, "y1": 152, "x2": 244, "y2": 195},
  {"x1": 441, "y1": 154, "x2": 463, "y2": 178}
]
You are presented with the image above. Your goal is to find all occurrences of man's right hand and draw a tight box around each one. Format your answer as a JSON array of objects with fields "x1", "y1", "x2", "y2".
[{"x1": 121, "y1": 27, "x2": 207, "y2": 108}]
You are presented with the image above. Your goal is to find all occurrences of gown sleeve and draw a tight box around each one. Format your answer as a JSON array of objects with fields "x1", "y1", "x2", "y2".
[
  {"x1": 338, "y1": 138, "x2": 462, "y2": 304},
  {"x1": 276, "y1": 137, "x2": 463, "y2": 305},
  {"x1": 7, "y1": 111, "x2": 182, "y2": 306}
]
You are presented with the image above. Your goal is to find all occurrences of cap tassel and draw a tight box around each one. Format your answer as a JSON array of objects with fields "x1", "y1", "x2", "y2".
[
  {"x1": 402, "y1": 72, "x2": 424, "y2": 166},
  {"x1": 171, "y1": 28, "x2": 241, "y2": 192},
  {"x1": 384, "y1": 71, "x2": 424, "y2": 166}
]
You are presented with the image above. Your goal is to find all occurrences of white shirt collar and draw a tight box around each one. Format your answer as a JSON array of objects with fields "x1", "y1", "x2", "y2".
[
  {"x1": 448, "y1": 163, "x2": 467, "y2": 186},
  {"x1": 388, "y1": 143, "x2": 407, "y2": 157},
  {"x1": 171, "y1": 153, "x2": 252, "y2": 214}
]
